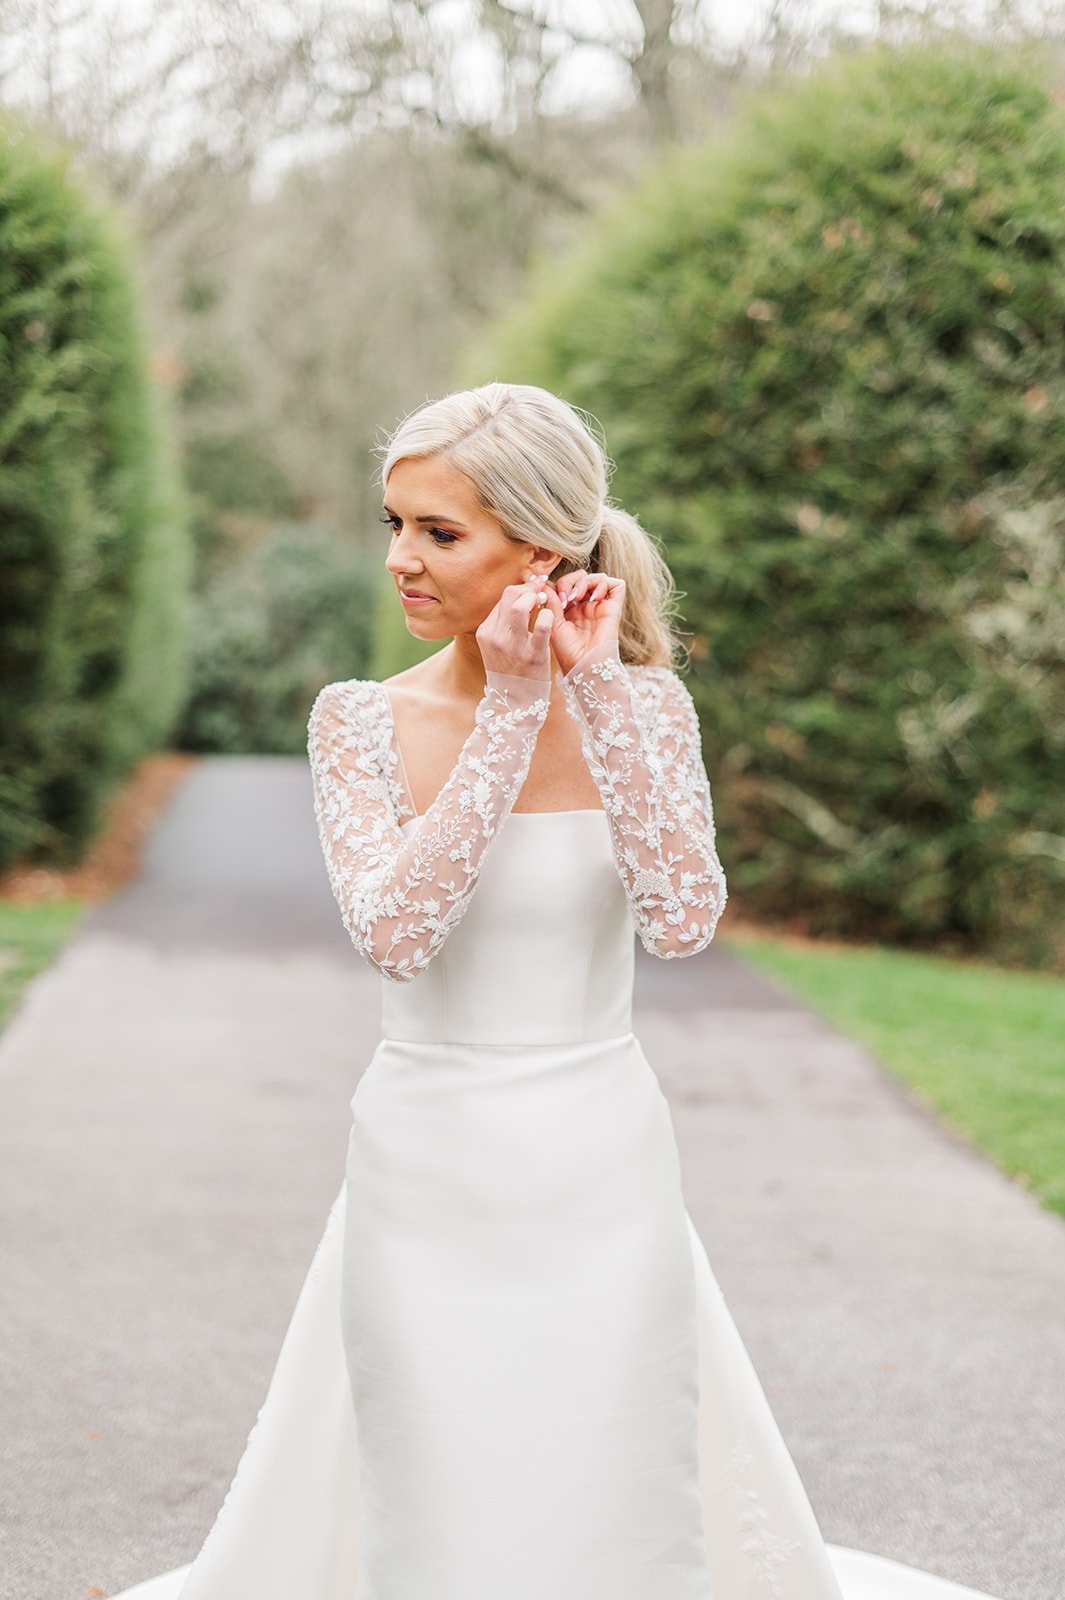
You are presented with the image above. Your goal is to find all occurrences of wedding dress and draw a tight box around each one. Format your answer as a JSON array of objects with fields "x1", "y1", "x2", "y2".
[{"x1": 112, "y1": 654, "x2": 1000, "y2": 1600}]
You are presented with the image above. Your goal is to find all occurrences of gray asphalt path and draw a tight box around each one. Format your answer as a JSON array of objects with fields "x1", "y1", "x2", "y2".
[{"x1": 0, "y1": 756, "x2": 1061, "y2": 1600}]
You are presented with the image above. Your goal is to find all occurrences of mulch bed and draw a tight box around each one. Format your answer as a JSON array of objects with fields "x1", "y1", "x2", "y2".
[{"x1": 0, "y1": 753, "x2": 200, "y2": 904}]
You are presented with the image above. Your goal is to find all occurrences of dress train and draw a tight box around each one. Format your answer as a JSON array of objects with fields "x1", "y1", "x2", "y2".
[
  {"x1": 110, "y1": 663, "x2": 1002, "y2": 1599},
  {"x1": 112, "y1": 1182, "x2": 998, "y2": 1600}
]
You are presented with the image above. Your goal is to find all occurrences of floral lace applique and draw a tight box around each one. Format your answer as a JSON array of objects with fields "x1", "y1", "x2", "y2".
[
  {"x1": 307, "y1": 654, "x2": 727, "y2": 981},
  {"x1": 559, "y1": 650, "x2": 728, "y2": 958},
  {"x1": 306, "y1": 671, "x2": 549, "y2": 983}
]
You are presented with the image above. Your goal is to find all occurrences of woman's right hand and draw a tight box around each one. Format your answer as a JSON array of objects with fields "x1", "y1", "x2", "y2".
[{"x1": 476, "y1": 579, "x2": 556, "y2": 683}]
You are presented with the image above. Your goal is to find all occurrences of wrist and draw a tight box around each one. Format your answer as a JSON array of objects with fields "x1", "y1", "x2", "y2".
[
  {"x1": 561, "y1": 643, "x2": 623, "y2": 686},
  {"x1": 484, "y1": 669, "x2": 552, "y2": 710}
]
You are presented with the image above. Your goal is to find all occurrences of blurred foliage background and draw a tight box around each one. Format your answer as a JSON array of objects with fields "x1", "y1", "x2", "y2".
[
  {"x1": 462, "y1": 37, "x2": 1065, "y2": 970},
  {"x1": 1, "y1": 0, "x2": 1064, "y2": 972},
  {"x1": 0, "y1": 113, "x2": 191, "y2": 871}
]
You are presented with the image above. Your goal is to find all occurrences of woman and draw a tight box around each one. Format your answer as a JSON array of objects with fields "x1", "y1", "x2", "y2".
[
  {"x1": 310, "y1": 383, "x2": 731, "y2": 1598},
  {"x1": 117, "y1": 383, "x2": 997, "y2": 1600}
]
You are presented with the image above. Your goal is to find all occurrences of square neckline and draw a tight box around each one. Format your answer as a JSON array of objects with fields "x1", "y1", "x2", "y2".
[{"x1": 378, "y1": 681, "x2": 608, "y2": 822}]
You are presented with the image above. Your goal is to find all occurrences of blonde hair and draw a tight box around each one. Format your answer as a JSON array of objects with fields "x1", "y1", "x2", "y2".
[{"x1": 375, "y1": 381, "x2": 687, "y2": 671}]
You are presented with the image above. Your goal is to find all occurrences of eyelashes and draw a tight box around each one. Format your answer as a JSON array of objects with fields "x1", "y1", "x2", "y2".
[{"x1": 379, "y1": 514, "x2": 458, "y2": 546}]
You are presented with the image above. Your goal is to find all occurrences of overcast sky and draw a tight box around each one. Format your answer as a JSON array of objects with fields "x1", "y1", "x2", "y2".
[{"x1": 0, "y1": 0, "x2": 1040, "y2": 195}]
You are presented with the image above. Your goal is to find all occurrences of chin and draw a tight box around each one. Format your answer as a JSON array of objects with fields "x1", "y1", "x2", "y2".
[{"x1": 403, "y1": 615, "x2": 447, "y2": 637}]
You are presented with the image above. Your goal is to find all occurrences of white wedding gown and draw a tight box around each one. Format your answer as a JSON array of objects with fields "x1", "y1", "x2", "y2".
[{"x1": 114, "y1": 656, "x2": 1000, "y2": 1600}]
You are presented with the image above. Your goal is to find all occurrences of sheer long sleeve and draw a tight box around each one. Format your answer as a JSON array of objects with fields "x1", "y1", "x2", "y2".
[
  {"x1": 307, "y1": 671, "x2": 550, "y2": 982},
  {"x1": 559, "y1": 649, "x2": 728, "y2": 958}
]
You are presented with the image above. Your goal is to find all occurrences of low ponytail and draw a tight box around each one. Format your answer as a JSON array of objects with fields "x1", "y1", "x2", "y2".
[{"x1": 592, "y1": 503, "x2": 685, "y2": 671}]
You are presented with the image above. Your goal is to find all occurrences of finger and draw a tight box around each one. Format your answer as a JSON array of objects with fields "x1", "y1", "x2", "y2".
[{"x1": 516, "y1": 587, "x2": 552, "y2": 631}]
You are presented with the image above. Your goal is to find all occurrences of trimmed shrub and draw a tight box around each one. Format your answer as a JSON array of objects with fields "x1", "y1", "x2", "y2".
[
  {"x1": 464, "y1": 36, "x2": 1065, "y2": 971},
  {"x1": 179, "y1": 522, "x2": 377, "y2": 753},
  {"x1": 0, "y1": 114, "x2": 191, "y2": 868}
]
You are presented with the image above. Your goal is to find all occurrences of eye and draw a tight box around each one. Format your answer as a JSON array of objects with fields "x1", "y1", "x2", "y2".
[{"x1": 379, "y1": 514, "x2": 458, "y2": 546}]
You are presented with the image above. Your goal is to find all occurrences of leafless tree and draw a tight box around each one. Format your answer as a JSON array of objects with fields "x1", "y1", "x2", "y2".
[{"x1": 5, "y1": 0, "x2": 1063, "y2": 542}]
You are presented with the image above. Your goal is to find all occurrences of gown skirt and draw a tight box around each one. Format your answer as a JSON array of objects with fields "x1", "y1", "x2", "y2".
[{"x1": 112, "y1": 812, "x2": 1002, "y2": 1600}]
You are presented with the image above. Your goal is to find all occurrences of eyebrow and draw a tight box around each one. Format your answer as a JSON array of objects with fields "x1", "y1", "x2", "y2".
[{"x1": 382, "y1": 503, "x2": 468, "y2": 530}]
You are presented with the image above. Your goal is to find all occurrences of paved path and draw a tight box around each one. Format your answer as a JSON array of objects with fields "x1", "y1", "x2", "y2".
[{"x1": 0, "y1": 757, "x2": 1061, "y2": 1600}]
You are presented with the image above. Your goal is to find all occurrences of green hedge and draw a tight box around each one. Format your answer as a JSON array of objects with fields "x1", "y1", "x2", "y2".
[
  {"x1": 0, "y1": 115, "x2": 191, "y2": 869},
  {"x1": 179, "y1": 522, "x2": 379, "y2": 753},
  {"x1": 464, "y1": 36, "x2": 1065, "y2": 971}
]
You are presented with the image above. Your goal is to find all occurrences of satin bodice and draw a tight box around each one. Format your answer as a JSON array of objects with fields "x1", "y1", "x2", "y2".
[{"x1": 379, "y1": 811, "x2": 635, "y2": 1047}]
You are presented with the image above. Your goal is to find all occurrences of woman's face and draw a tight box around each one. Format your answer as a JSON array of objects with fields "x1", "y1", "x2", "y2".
[{"x1": 383, "y1": 455, "x2": 556, "y2": 637}]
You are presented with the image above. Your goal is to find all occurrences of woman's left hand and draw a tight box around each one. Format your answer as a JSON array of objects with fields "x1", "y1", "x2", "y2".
[{"x1": 526, "y1": 572, "x2": 624, "y2": 678}]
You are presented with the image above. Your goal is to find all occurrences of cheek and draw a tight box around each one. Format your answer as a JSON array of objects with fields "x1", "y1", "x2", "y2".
[{"x1": 454, "y1": 549, "x2": 516, "y2": 593}]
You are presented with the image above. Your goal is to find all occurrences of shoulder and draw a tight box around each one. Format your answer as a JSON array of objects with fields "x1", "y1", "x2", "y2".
[
  {"x1": 625, "y1": 662, "x2": 696, "y2": 715},
  {"x1": 626, "y1": 663, "x2": 678, "y2": 682},
  {"x1": 307, "y1": 679, "x2": 388, "y2": 748},
  {"x1": 309, "y1": 677, "x2": 385, "y2": 714}
]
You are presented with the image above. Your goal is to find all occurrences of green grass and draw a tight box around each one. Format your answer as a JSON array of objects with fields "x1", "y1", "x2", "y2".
[
  {"x1": 721, "y1": 929, "x2": 1065, "y2": 1219},
  {"x1": 0, "y1": 899, "x2": 88, "y2": 1034}
]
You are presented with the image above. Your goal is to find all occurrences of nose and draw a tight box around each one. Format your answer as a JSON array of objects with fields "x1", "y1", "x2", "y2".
[{"x1": 385, "y1": 529, "x2": 427, "y2": 579}]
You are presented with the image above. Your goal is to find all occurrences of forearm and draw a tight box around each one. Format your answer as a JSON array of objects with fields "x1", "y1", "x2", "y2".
[
  {"x1": 308, "y1": 672, "x2": 550, "y2": 981},
  {"x1": 559, "y1": 648, "x2": 727, "y2": 957}
]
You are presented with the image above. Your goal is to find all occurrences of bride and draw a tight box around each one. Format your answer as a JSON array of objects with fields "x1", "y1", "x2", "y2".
[{"x1": 115, "y1": 382, "x2": 999, "y2": 1600}]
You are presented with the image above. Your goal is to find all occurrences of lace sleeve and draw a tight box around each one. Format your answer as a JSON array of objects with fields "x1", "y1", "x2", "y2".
[
  {"x1": 559, "y1": 649, "x2": 728, "y2": 958},
  {"x1": 306, "y1": 671, "x2": 550, "y2": 982}
]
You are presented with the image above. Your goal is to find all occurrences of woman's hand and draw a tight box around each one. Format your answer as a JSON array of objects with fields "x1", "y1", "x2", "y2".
[
  {"x1": 475, "y1": 581, "x2": 556, "y2": 682},
  {"x1": 531, "y1": 571, "x2": 624, "y2": 678}
]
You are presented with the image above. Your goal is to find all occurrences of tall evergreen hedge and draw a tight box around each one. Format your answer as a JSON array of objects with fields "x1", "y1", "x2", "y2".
[
  {"x1": 0, "y1": 115, "x2": 191, "y2": 870},
  {"x1": 465, "y1": 36, "x2": 1065, "y2": 971},
  {"x1": 179, "y1": 522, "x2": 379, "y2": 754}
]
